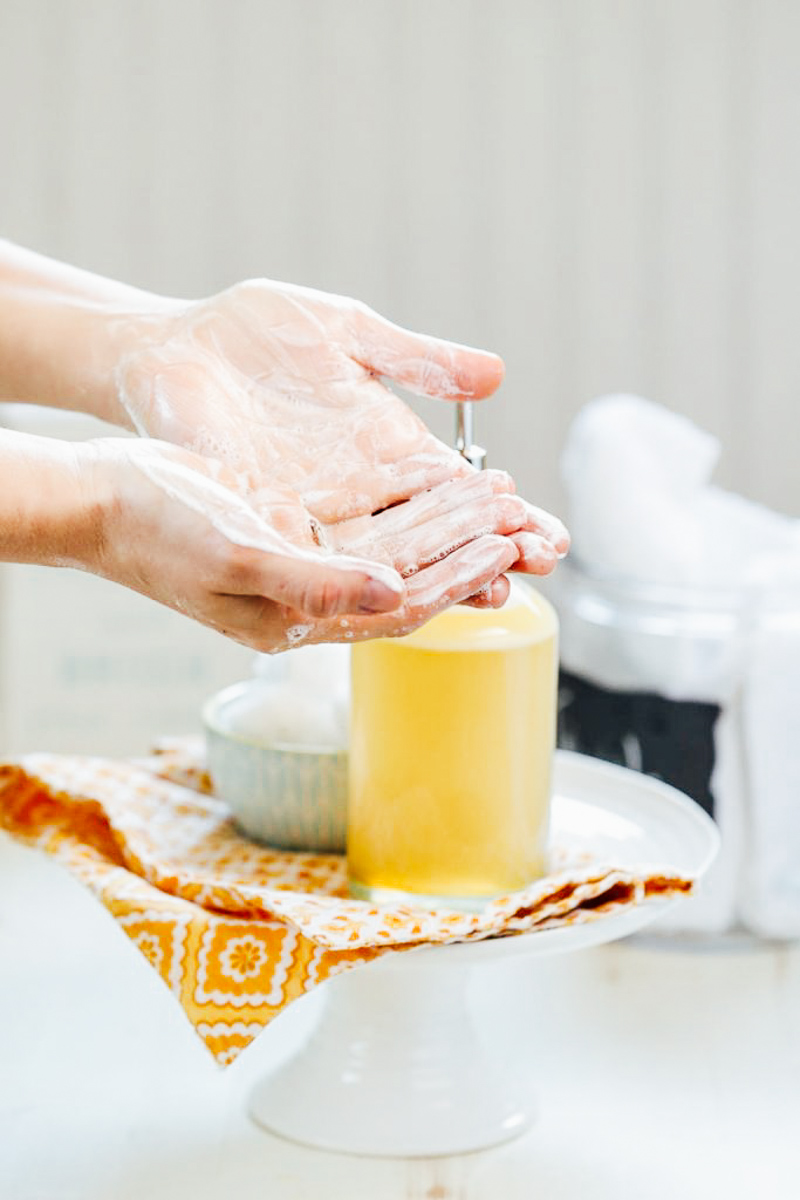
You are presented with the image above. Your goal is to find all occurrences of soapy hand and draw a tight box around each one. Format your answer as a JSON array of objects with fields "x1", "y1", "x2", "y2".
[
  {"x1": 0, "y1": 246, "x2": 570, "y2": 629},
  {"x1": 331, "y1": 469, "x2": 563, "y2": 609},
  {"x1": 85, "y1": 439, "x2": 524, "y2": 652},
  {"x1": 111, "y1": 280, "x2": 570, "y2": 566},
  {"x1": 114, "y1": 280, "x2": 499, "y2": 521}
]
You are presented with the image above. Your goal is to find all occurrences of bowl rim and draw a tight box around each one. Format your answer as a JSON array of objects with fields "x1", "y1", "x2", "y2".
[{"x1": 203, "y1": 680, "x2": 348, "y2": 758}]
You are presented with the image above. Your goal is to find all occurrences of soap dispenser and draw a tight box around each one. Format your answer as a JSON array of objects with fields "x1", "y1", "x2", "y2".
[{"x1": 347, "y1": 403, "x2": 559, "y2": 909}]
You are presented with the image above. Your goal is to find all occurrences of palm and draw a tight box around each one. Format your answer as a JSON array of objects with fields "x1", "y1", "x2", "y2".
[
  {"x1": 95, "y1": 438, "x2": 524, "y2": 654},
  {"x1": 117, "y1": 280, "x2": 497, "y2": 523}
]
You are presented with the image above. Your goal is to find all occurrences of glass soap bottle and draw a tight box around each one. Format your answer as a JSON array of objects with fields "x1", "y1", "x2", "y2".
[{"x1": 347, "y1": 405, "x2": 558, "y2": 909}]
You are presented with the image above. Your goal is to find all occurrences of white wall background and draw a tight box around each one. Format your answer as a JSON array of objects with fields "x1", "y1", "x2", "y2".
[
  {"x1": 0, "y1": 0, "x2": 797, "y2": 752},
  {"x1": 1, "y1": 0, "x2": 797, "y2": 517}
]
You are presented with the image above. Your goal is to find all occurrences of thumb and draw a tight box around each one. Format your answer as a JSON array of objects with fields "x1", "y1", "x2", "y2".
[
  {"x1": 351, "y1": 308, "x2": 505, "y2": 401},
  {"x1": 123, "y1": 442, "x2": 406, "y2": 618},
  {"x1": 255, "y1": 551, "x2": 406, "y2": 619}
]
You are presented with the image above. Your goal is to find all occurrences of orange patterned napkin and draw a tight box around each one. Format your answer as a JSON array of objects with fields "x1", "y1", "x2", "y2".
[{"x1": 0, "y1": 741, "x2": 692, "y2": 1065}]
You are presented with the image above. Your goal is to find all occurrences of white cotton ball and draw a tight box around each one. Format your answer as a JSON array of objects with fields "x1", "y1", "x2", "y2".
[
  {"x1": 252, "y1": 643, "x2": 350, "y2": 699},
  {"x1": 695, "y1": 488, "x2": 798, "y2": 586},
  {"x1": 284, "y1": 643, "x2": 351, "y2": 698},
  {"x1": 217, "y1": 681, "x2": 349, "y2": 750},
  {"x1": 561, "y1": 394, "x2": 719, "y2": 585},
  {"x1": 561, "y1": 393, "x2": 799, "y2": 590},
  {"x1": 563, "y1": 394, "x2": 719, "y2": 494}
]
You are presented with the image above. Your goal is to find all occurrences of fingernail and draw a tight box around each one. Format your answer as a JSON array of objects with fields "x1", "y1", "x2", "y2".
[{"x1": 359, "y1": 579, "x2": 404, "y2": 614}]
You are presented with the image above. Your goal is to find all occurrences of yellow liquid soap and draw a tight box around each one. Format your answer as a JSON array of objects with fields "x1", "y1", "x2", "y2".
[{"x1": 347, "y1": 583, "x2": 558, "y2": 908}]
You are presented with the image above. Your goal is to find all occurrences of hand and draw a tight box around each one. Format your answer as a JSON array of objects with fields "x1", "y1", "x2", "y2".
[
  {"x1": 113, "y1": 280, "x2": 570, "y2": 559},
  {"x1": 0, "y1": 248, "x2": 569, "y2": 602},
  {"x1": 85, "y1": 439, "x2": 525, "y2": 652},
  {"x1": 330, "y1": 468, "x2": 563, "y2": 609}
]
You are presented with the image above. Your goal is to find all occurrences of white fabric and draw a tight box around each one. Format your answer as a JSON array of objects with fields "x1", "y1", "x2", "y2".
[{"x1": 560, "y1": 396, "x2": 800, "y2": 936}]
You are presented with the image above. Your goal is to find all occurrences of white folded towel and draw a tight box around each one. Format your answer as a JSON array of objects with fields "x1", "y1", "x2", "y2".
[{"x1": 557, "y1": 395, "x2": 799, "y2": 937}]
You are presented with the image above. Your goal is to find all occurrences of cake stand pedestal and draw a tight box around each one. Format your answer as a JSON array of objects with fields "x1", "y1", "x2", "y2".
[{"x1": 250, "y1": 753, "x2": 719, "y2": 1157}]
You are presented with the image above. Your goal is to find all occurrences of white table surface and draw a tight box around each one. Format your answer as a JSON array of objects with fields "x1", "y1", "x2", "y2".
[{"x1": 1, "y1": 829, "x2": 799, "y2": 1200}]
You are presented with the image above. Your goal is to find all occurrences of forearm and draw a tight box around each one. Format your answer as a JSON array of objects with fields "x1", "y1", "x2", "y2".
[
  {"x1": 0, "y1": 428, "x2": 102, "y2": 568},
  {"x1": 0, "y1": 240, "x2": 177, "y2": 424}
]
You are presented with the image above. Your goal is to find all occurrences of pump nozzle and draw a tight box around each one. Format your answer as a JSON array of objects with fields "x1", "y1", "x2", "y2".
[{"x1": 455, "y1": 401, "x2": 487, "y2": 471}]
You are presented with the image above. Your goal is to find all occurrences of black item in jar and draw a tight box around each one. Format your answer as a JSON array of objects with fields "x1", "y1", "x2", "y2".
[{"x1": 557, "y1": 668, "x2": 721, "y2": 819}]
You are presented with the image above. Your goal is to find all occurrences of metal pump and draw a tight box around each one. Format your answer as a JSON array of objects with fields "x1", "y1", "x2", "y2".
[{"x1": 455, "y1": 401, "x2": 487, "y2": 471}]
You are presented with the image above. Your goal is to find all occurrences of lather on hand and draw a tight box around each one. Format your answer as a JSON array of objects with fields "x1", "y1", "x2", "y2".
[
  {"x1": 0, "y1": 245, "x2": 569, "y2": 646},
  {"x1": 109, "y1": 279, "x2": 569, "y2": 572},
  {"x1": 87, "y1": 439, "x2": 529, "y2": 652}
]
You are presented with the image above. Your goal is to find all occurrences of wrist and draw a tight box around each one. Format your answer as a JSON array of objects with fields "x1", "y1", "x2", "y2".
[
  {"x1": 69, "y1": 300, "x2": 184, "y2": 428},
  {"x1": 0, "y1": 431, "x2": 107, "y2": 571},
  {"x1": 0, "y1": 270, "x2": 183, "y2": 426}
]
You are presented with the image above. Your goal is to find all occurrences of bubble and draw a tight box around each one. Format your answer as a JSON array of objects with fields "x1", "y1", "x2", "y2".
[{"x1": 286, "y1": 624, "x2": 311, "y2": 644}]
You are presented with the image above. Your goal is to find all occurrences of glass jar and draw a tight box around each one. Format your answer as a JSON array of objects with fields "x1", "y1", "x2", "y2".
[
  {"x1": 544, "y1": 557, "x2": 800, "y2": 940},
  {"x1": 347, "y1": 582, "x2": 558, "y2": 910}
]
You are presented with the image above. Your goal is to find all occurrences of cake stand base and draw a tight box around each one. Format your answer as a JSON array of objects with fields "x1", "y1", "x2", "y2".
[
  {"x1": 250, "y1": 954, "x2": 533, "y2": 1157},
  {"x1": 249, "y1": 753, "x2": 720, "y2": 1157}
]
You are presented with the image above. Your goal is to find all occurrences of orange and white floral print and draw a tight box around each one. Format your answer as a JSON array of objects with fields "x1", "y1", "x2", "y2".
[
  {"x1": 196, "y1": 920, "x2": 299, "y2": 1007},
  {"x1": 0, "y1": 745, "x2": 693, "y2": 1065}
]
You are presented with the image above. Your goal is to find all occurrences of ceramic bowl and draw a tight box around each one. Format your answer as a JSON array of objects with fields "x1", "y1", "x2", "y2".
[{"x1": 203, "y1": 681, "x2": 348, "y2": 852}]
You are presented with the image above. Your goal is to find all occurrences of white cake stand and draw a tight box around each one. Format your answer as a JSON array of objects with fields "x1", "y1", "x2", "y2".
[{"x1": 249, "y1": 752, "x2": 719, "y2": 1158}]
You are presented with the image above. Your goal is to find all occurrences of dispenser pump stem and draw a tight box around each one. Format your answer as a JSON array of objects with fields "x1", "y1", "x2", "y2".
[{"x1": 455, "y1": 401, "x2": 487, "y2": 471}]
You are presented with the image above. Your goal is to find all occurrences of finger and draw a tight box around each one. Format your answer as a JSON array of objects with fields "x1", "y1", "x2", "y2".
[
  {"x1": 520, "y1": 501, "x2": 571, "y2": 557},
  {"x1": 379, "y1": 492, "x2": 526, "y2": 578},
  {"x1": 509, "y1": 532, "x2": 559, "y2": 576},
  {"x1": 350, "y1": 308, "x2": 505, "y2": 401},
  {"x1": 399, "y1": 534, "x2": 519, "y2": 619},
  {"x1": 241, "y1": 537, "x2": 519, "y2": 650},
  {"x1": 276, "y1": 555, "x2": 406, "y2": 617},
  {"x1": 333, "y1": 470, "x2": 523, "y2": 575},
  {"x1": 348, "y1": 444, "x2": 473, "y2": 514},
  {"x1": 462, "y1": 575, "x2": 511, "y2": 609},
  {"x1": 128, "y1": 445, "x2": 407, "y2": 618},
  {"x1": 374, "y1": 467, "x2": 516, "y2": 528},
  {"x1": 213, "y1": 564, "x2": 511, "y2": 651},
  {"x1": 309, "y1": 534, "x2": 518, "y2": 645},
  {"x1": 222, "y1": 545, "x2": 406, "y2": 618},
  {"x1": 300, "y1": 437, "x2": 473, "y2": 523}
]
